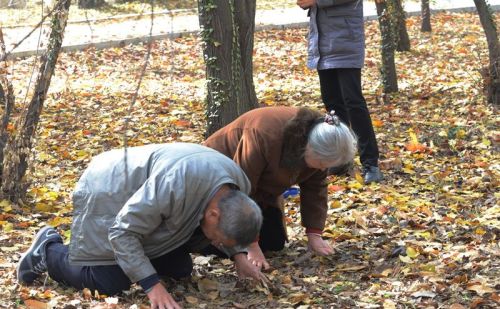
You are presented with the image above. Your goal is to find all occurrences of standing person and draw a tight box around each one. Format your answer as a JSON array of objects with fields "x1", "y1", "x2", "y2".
[
  {"x1": 297, "y1": 0, "x2": 384, "y2": 183},
  {"x1": 204, "y1": 106, "x2": 357, "y2": 270},
  {"x1": 17, "y1": 143, "x2": 263, "y2": 309}
]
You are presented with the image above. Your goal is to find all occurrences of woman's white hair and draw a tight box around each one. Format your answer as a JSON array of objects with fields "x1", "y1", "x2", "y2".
[{"x1": 307, "y1": 121, "x2": 358, "y2": 167}]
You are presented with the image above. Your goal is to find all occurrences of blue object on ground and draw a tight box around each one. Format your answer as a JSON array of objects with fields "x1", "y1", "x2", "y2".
[{"x1": 283, "y1": 187, "x2": 300, "y2": 198}]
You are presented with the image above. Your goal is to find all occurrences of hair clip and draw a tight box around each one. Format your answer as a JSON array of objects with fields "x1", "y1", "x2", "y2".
[{"x1": 324, "y1": 110, "x2": 340, "y2": 126}]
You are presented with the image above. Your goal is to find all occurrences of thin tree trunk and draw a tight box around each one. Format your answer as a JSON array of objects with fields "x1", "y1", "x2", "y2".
[
  {"x1": 0, "y1": 29, "x2": 15, "y2": 183},
  {"x1": 1, "y1": 0, "x2": 71, "y2": 202},
  {"x1": 421, "y1": 0, "x2": 432, "y2": 32},
  {"x1": 376, "y1": 0, "x2": 398, "y2": 93},
  {"x1": 198, "y1": 0, "x2": 258, "y2": 137},
  {"x1": 473, "y1": 0, "x2": 500, "y2": 105},
  {"x1": 393, "y1": 0, "x2": 410, "y2": 51}
]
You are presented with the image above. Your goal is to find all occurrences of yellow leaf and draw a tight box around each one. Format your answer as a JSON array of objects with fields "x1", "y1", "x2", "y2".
[
  {"x1": 0, "y1": 200, "x2": 12, "y2": 212},
  {"x1": 354, "y1": 172, "x2": 364, "y2": 185},
  {"x1": 415, "y1": 231, "x2": 433, "y2": 240},
  {"x1": 409, "y1": 129, "x2": 419, "y2": 144},
  {"x1": 399, "y1": 255, "x2": 413, "y2": 263},
  {"x1": 420, "y1": 264, "x2": 436, "y2": 272},
  {"x1": 406, "y1": 247, "x2": 420, "y2": 258},
  {"x1": 3, "y1": 222, "x2": 13, "y2": 232},
  {"x1": 348, "y1": 181, "x2": 363, "y2": 190},
  {"x1": 475, "y1": 227, "x2": 486, "y2": 235},
  {"x1": 329, "y1": 200, "x2": 341, "y2": 209},
  {"x1": 47, "y1": 217, "x2": 72, "y2": 227},
  {"x1": 35, "y1": 203, "x2": 53, "y2": 213}
]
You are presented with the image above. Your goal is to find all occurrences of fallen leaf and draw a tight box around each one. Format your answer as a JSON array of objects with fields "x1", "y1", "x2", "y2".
[
  {"x1": 24, "y1": 299, "x2": 48, "y2": 309},
  {"x1": 198, "y1": 278, "x2": 218, "y2": 293},
  {"x1": 411, "y1": 290, "x2": 436, "y2": 298},
  {"x1": 185, "y1": 296, "x2": 198, "y2": 304},
  {"x1": 467, "y1": 282, "x2": 496, "y2": 296}
]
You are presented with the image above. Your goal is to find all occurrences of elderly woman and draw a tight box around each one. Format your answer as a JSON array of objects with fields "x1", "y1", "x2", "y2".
[{"x1": 204, "y1": 106, "x2": 357, "y2": 269}]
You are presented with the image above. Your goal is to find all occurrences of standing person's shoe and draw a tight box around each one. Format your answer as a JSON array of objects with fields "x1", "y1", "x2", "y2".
[
  {"x1": 363, "y1": 165, "x2": 383, "y2": 184},
  {"x1": 17, "y1": 226, "x2": 63, "y2": 284}
]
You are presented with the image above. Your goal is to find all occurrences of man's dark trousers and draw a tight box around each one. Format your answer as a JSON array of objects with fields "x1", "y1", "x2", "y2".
[{"x1": 46, "y1": 242, "x2": 193, "y2": 295}]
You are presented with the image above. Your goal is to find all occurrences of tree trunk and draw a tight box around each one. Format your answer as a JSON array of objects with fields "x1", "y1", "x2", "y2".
[
  {"x1": 0, "y1": 29, "x2": 15, "y2": 184},
  {"x1": 1, "y1": 0, "x2": 72, "y2": 202},
  {"x1": 0, "y1": 78, "x2": 15, "y2": 182},
  {"x1": 78, "y1": 0, "x2": 104, "y2": 9},
  {"x1": 421, "y1": 0, "x2": 432, "y2": 32},
  {"x1": 198, "y1": 0, "x2": 259, "y2": 137},
  {"x1": 393, "y1": 0, "x2": 410, "y2": 51},
  {"x1": 376, "y1": 0, "x2": 398, "y2": 93},
  {"x1": 473, "y1": 0, "x2": 500, "y2": 105}
]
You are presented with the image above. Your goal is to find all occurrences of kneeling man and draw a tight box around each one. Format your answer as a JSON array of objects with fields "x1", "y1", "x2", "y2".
[{"x1": 17, "y1": 143, "x2": 263, "y2": 309}]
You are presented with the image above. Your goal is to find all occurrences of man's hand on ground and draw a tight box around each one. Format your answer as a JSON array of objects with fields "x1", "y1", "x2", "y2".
[
  {"x1": 147, "y1": 282, "x2": 181, "y2": 309},
  {"x1": 247, "y1": 241, "x2": 270, "y2": 270},
  {"x1": 233, "y1": 253, "x2": 266, "y2": 281},
  {"x1": 307, "y1": 233, "x2": 334, "y2": 255}
]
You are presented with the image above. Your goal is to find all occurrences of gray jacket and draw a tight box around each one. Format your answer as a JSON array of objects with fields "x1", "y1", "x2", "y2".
[
  {"x1": 68, "y1": 143, "x2": 251, "y2": 283},
  {"x1": 307, "y1": 0, "x2": 365, "y2": 70}
]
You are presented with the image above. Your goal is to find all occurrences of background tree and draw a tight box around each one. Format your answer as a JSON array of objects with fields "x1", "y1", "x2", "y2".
[
  {"x1": 0, "y1": 29, "x2": 15, "y2": 180},
  {"x1": 1, "y1": 0, "x2": 72, "y2": 202},
  {"x1": 375, "y1": 0, "x2": 398, "y2": 93},
  {"x1": 198, "y1": 0, "x2": 259, "y2": 136},
  {"x1": 421, "y1": 0, "x2": 432, "y2": 32},
  {"x1": 393, "y1": 0, "x2": 410, "y2": 51},
  {"x1": 473, "y1": 0, "x2": 499, "y2": 105}
]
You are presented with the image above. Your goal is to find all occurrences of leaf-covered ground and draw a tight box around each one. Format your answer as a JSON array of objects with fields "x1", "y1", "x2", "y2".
[{"x1": 1, "y1": 11, "x2": 499, "y2": 309}]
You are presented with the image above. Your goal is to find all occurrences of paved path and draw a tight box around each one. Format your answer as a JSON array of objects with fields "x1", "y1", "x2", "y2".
[{"x1": 3, "y1": 0, "x2": 500, "y2": 59}]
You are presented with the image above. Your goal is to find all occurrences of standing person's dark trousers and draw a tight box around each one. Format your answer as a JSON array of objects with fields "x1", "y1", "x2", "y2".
[{"x1": 318, "y1": 68, "x2": 379, "y2": 169}]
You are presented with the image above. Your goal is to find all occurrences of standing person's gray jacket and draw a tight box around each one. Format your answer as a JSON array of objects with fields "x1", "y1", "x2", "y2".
[
  {"x1": 68, "y1": 143, "x2": 251, "y2": 283},
  {"x1": 307, "y1": 0, "x2": 364, "y2": 70}
]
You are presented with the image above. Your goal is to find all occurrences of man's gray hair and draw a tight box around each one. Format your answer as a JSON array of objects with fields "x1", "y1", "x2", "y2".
[
  {"x1": 217, "y1": 190, "x2": 262, "y2": 247},
  {"x1": 308, "y1": 121, "x2": 358, "y2": 167}
]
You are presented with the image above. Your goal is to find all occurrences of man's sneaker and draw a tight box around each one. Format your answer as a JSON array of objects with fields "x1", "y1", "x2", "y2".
[
  {"x1": 363, "y1": 165, "x2": 384, "y2": 184},
  {"x1": 17, "y1": 226, "x2": 63, "y2": 284}
]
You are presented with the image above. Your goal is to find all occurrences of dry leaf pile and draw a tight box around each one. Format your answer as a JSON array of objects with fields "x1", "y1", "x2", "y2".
[{"x1": 0, "y1": 11, "x2": 498, "y2": 308}]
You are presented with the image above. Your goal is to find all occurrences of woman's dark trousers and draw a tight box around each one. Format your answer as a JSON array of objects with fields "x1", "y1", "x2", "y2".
[{"x1": 318, "y1": 68, "x2": 379, "y2": 167}]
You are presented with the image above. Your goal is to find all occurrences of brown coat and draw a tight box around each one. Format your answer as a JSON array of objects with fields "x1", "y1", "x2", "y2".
[{"x1": 204, "y1": 107, "x2": 328, "y2": 231}]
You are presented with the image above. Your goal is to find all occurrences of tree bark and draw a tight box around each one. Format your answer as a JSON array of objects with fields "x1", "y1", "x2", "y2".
[
  {"x1": 473, "y1": 0, "x2": 500, "y2": 105},
  {"x1": 1, "y1": 0, "x2": 72, "y2": 202},
  {"x1": 376, "y1": 0, "x2": 398, "y2": 93},
  {"x1": 393, "y1": 0, "x2": 410, "y2": 51},
  {"x1": 421, "y1": 0, "x2": 432, "y2": 32},
  {"x1": 0, "y1": 29, "x2": 15, "y2": 184},
  {"x1": 198, "y1": 0, "x2": 258, "y2": 137}
]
